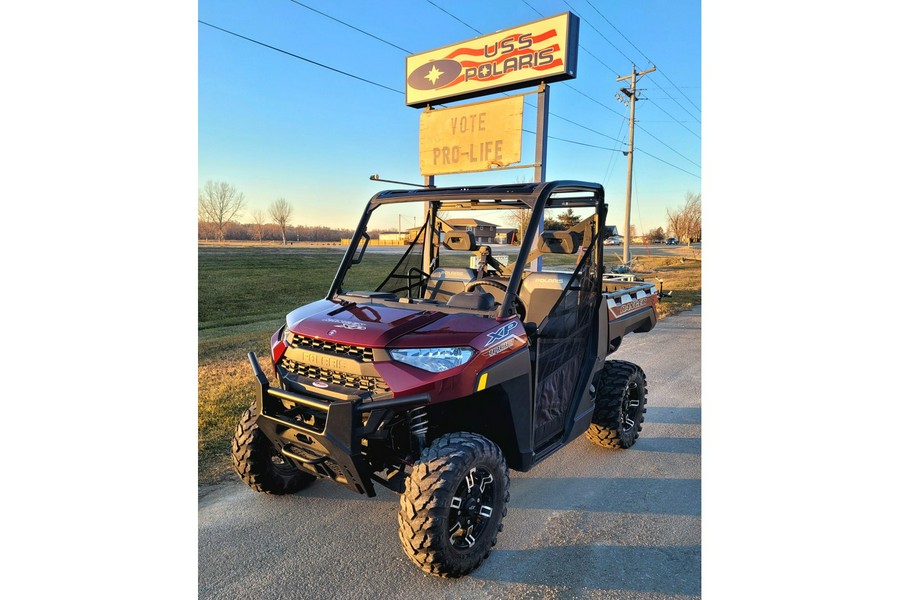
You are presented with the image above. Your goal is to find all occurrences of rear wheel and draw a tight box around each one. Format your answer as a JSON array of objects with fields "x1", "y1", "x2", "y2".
[
  {"x1": 231, "y1": 403, "x2": 316, "y2": 494},
  {"x1": 585, "y1": 360, "x2": 648, "y2": 449},
  {"x1": 398, "y1": 432, "x2": 510, "y2": 577}
]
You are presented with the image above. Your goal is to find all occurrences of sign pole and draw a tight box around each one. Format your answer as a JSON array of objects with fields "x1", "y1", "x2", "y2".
[
  {"x1": 423, "y1": 174, "x2": 434, "y2": 273},
  {"x1": 531, "y1": 83, "x2": 549, "y2": 272},
  {"x1": 534, "y1": 83, "x2": 548, "y2": 183}
]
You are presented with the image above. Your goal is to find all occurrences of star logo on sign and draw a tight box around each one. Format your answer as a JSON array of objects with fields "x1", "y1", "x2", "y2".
[
  {"x1": 425, "y1": 65, "x2": 444, "y2": 85},
  {"x1": 480, "y1": 65, "x2": 490, "y2": 77}
]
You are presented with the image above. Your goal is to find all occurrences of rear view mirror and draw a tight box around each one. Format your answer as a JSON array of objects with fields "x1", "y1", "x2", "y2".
[
  {"x1": 538, "y1": 230, "x2": 582, "y2": 254},
  {"x1": 443, "y1": 231, "x2": 477, "y2": 251}
]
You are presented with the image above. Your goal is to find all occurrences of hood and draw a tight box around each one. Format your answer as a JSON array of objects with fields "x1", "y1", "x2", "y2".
[{"x1": 285, "y1": 299, "x2": 447, "y2": 347}]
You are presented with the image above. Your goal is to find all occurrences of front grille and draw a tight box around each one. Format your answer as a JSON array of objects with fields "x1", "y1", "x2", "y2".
[
  {"x1": 287, "y1": 333, "x2": 374, "y2": 362},
  {"x1": 281, "y1": 357, "x2": 390, "y2": 393}
]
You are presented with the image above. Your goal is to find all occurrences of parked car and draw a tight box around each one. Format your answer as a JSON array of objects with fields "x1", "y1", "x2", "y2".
[{"x1": 665, "y1": 237, "x2": 678, "y2": 245}]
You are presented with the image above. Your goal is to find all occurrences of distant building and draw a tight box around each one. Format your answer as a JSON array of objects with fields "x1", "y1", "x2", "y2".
[
  {"x1": 494, "y1": 228, "x2": 518, "y2": 244},
  {"x1": 405, "y1": 227, "x2": 422, "y2": 243},
  {"x1": 445, "y1": 218, "x2": 498, "y2": 244},
  {"x1": 379, "y1": 232, "x2": 406, "y2": 242}
]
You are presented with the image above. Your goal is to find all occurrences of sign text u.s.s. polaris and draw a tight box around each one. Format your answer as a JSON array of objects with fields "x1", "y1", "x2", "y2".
[{"x1": 405, "y1": 12, "x2": 579, "y2": 108}]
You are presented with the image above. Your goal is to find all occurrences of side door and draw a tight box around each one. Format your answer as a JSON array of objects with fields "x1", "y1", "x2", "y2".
[{"x1": 531, "y1": 230, "x2": 601, "y2": 450}]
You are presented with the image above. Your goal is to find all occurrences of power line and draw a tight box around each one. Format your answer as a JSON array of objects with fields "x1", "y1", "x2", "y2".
[
  {"x1": 550, "y1": 111, "x2": 628, "y2": 146},
  {"x1": 216, "y1": 3, "x2": 691, "y2": 178},
  {"x1": 643, "y1": 72, "x2": 701, "y2": 123},
  {"x1": 564, "y1": 84, "x2": 628, "y2": 119},
  {"x1": 645, "y1": 98, "x2": 701, "y2": 139},
  {"x1": 519, "y1": 1, "x2": 618, "y2": 75},
  {"x1": 576, "y1": 45, "x2": 619, "y2": 76},
  {"x1": 426, "y1": 0, "x2": 482, "y2": 34},
  {"x1": 645, "y1": 71, "x2": 701, "y2": 116},
  {"x1": 527, "y1": 124, "x2": 699, "y2": 180},
  {"x1": 646, "y1": 85, "x2": 700, "y2": 90},
  {"x1": 634, "y1": 147, "x2": 700, "y2": 179},
  {"x1": 285, "y1": 0, "x2": 412, "y2": 54},
  {"x1": 603, "y1": 120, "x2": 628, "y2": 183},
  {"x1": 521, "y1": 0, "x2": 542, "y2": 17},
  {"x1": 635, "y1": 123, "x2": 700, "y2": 168},
  {"x1": 283, "y1": 1, "x2": 623, "y2": 131},
  {"x1": 198, "y1": 21, "x2": 404, "y2": 95},
  {"x1": 583, "y1": 0, "x2": 652, "y2": 66},
  {"x1": 523, "y1": 127, "x2": 628, "y2": 154},
  {"x1": 557, "y1": 0, "x2": 704, "y2": 154},
  {"x1": 562, "y1": 0, "x2": 636, "y2": 65},
  {"x1": 581, "y1": 0, "x2": 701, "y2": 116}
]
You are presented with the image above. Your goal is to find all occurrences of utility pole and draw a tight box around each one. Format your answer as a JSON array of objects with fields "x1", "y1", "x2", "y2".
[{"x1": 616, "y1": 64, "x2": 655, "y2": 266}]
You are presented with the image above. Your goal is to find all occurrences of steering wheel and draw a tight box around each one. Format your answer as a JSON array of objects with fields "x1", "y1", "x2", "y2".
[
  {"x1": 465, "y1": 279, "x2": 508, "y2": 294},
  {"x1": 464, "y1": 279, "x2": 526, "y2": 321}
]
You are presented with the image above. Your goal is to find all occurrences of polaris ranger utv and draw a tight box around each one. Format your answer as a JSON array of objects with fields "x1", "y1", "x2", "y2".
[{"x1": 231, "y1": 180, "x2": 658, "y2": 577}]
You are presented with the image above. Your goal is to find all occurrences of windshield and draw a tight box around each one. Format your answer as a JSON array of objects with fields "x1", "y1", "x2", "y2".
[{"x1": 336, "y1": 196, "x2": 600, "y2": 317}]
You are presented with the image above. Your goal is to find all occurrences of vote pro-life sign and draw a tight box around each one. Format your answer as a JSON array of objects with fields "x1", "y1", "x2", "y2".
[
  {"x1": 419, "y1": 96, "x2": 524, "y2": 176},
  {"x1": 406, "y1": 12, "x2": 579, "y2": 176}
]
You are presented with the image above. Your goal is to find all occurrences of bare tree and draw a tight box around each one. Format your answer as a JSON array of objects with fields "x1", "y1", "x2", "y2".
[
  {"x1": 646, "y1": 226, "x2": 666, "y2": 243},
  {"x1": 666, "y1": 192, "x2": 701, "y2": 244},
  {"x1": 269, "y1": 198, "x2": 293, "y2": 245},
  {"x1": 198, "y1": 181, "x2": 246, "y2": 241},
  {"x1": 252, "y1": 209, "x2": 266, "y2": 243},
  {"x1": 500, "y1": 176, "x2": 535, "y2": 244},
  {"x1": 505, "y1": 208, "x2": 532, "y2": 246}
]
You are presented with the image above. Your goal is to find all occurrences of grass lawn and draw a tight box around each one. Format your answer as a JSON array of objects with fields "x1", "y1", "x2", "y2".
[{"x1": 197, "y1": 244, "x2": 701, "y2": 485}]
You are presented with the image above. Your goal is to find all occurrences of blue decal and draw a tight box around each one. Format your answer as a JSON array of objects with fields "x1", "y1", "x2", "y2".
[{"x1": 484, "y1": 321, "x2": 518, "y2": 348}]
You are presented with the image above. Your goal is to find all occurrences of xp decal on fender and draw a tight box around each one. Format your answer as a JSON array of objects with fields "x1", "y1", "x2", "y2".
[{"x1": 230, "y1": 181, "x2": 658, "y2": 576}]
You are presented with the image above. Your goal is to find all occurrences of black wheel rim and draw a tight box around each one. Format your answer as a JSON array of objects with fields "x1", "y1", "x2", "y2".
[
  {"x1": 447, "y1": 467, "x2": 495, "y2": 550},
  {"x1": 622, "y1": 381, "x2": 642, "y2": 432},
  {"x1": 269, "y1": 444, "x2": 297, "y2": 476}
]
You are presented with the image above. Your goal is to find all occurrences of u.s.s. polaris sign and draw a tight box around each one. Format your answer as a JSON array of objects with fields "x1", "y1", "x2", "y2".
[{"x1": 405, "y1": 12, "x2": 579, "y2": 108}]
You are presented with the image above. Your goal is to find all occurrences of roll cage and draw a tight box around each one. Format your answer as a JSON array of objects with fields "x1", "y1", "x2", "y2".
[{"x1": 328, "y1": 180, "x2": 607, "y2": 319}]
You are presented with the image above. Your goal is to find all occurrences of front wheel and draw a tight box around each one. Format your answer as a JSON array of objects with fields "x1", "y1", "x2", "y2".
[
  {"x1": 585, "y1": 360, "x2": 648, "y2": 449},
  {"x1": 398, "y1": 432, "x2": 510, "y2": 577},
  {"x1": 231, "y1": 402, "x2": 316, "y2": 494}
]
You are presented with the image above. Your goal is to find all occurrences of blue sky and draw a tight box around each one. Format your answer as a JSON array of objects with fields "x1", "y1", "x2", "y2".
[{"x1": 198, "y1": 0, "x2": 701, "y2": 234}]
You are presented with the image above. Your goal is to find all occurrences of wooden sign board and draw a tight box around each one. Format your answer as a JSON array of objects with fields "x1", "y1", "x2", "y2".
[
  {"x1": 406, "y1": 12, "x2": 578, "y2": 108},
  {"x1": 419, "y1": 95, "x2": 524, "y2": 176}
]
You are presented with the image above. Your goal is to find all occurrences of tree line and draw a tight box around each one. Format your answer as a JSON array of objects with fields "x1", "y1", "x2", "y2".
[
  {"x1": 199, "y1": 180, "x2": 700, "y2": 244},
  {"x1": 198, "y1": 220, "x2": 355, "y2": 243},
  {"x1": 198, "y1": 180, "x2": 353, "y2": 243},
  {"x1": 666, "y1": 192, "x2": 701, "y2": 243}
]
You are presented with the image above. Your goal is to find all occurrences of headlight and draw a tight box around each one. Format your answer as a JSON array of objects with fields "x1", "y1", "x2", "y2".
[
  {"x1": 389, "y1": 347, "x2": 475, "y2": 373},
  {"x1": 281, "y1": 326, "x2": 293, "y2": 345}
]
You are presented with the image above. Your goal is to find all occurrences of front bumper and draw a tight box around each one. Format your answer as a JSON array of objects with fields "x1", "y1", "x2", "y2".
[{"x1": 248, "y1": 352, "x2": 428, "y2": 497}]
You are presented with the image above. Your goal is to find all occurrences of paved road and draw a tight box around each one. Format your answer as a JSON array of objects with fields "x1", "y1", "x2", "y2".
[
  {"x1": 347, "y1": 242, "x2": 700, "y2": 259},
  {"x1": 199, "y1": 306, "x2": 701, "y2": 599}
]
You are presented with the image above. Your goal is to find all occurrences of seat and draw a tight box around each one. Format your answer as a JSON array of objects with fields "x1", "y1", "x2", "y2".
[
  {"x1": 519, "y1": 271, "x2": 574, "y2": 327},
  {"x1": 425, "y1": 267, "x2": 476, "y2": 302}
]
